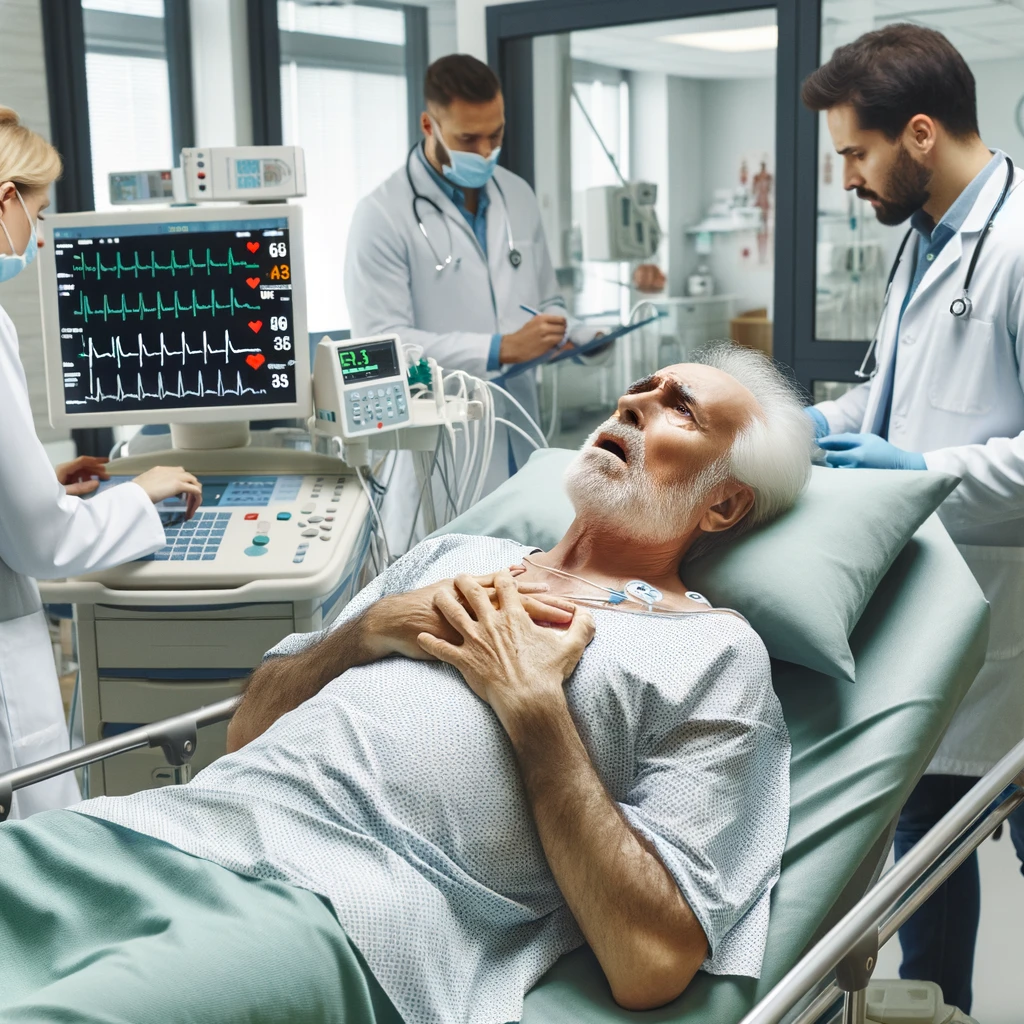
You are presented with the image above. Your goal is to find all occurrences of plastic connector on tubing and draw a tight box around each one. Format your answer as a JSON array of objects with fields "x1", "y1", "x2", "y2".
[
  {"x1": 428, "y1": 357, "x2": 444, "y2": 414},
  {"x1": 341, "y1": 439, "x2": 371, "y2": 467},
  {"x1": 467, "y1": 400, "x2": 484, "y2": 421}
]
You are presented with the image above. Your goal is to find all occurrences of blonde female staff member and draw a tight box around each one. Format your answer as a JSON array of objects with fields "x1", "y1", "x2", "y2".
[{"x1": 0, "y1": 108, "x2": 201, "y2": 818}]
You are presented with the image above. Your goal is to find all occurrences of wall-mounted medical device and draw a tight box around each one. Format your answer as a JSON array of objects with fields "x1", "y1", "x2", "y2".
[
  {"x1": 312, "y1": 334, "x2": 412, "y2": 438},
  {"x1": 109, "y1": 169, "x2": 176, "y2": 206},
  {"x1": 178, "y1": 146, "x2": 306, "y2": 202},
  {"x1": 582, "y1": 182, "x2": 662, "y2": 261}
]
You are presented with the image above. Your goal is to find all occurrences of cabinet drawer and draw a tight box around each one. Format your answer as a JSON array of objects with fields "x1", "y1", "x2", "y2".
[{"x1": 95, "y1": 618, "x2": 293, "y2": 670}]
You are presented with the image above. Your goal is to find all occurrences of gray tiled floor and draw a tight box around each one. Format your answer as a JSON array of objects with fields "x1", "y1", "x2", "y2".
[{"x1": 874, "y1": 834, "x2": 1023, "y2": 1022}]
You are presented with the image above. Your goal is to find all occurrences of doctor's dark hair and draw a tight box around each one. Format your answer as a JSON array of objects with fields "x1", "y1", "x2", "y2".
[
  {"x1": 424, "y1": 55, "x2": 501, "y2": 109},
  {"x1": 801, "y1": 24, "x2": 979, "y2": 140}
]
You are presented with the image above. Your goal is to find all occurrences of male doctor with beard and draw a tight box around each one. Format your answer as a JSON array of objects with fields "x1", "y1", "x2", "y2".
[{"x1": 803, "y1": 25, "x2": 1024, "y2": 1014}]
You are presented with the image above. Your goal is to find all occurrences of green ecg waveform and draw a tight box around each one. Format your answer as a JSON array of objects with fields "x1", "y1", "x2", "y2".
[
  {"x1": 73, "y1": 288, "x2": 261, "y2": 322},
  {"x1": 72, "y1": 248, "x2": 259, "y2": 279}
]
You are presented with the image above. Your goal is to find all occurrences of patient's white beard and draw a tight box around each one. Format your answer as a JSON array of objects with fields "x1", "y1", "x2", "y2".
[{"x1": 565, "y1": 420, "x2": 727, "y2": 546}]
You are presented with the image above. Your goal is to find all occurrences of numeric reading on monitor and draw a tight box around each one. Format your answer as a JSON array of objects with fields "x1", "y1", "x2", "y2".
[
  {"x1": 53, "y1": 218, "x2": 297, "y2": 413},
  {"x1": 337, "y1": 340, "x2": 400, "y2": 383}
]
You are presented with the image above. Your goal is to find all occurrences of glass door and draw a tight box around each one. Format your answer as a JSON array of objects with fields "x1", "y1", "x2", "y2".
[
  {"x1": 808, "y1": 0, "x2": 1024, "y2": 401},
  {"x1": 529, "y1": 9, "x2": 779, "y2": 447}
]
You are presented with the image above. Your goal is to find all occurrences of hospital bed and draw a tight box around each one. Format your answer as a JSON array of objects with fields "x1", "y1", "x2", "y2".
[{"x1": 0, "y1": 482, "x2": 1013, "y2": 1024}]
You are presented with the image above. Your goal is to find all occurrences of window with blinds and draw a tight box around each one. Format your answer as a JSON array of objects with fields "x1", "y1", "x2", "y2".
[
  {"x1": 278, "y1": 0, "x2": 409, "y2": 333},
  {"x1": 82, "y1": 0, "x2": 175, "y2": 212}
]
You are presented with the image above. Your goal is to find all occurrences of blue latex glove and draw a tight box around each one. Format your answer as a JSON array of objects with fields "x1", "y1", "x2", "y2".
[
  {"x1": 804, "y1": 406, "x2": 830, "y2": 440},
  {"x1": 817, "y1": 433, "x2": 927, "y2": 470}
]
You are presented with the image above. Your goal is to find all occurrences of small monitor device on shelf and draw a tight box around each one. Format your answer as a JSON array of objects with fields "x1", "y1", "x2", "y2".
[
  {"x1": 39, "y1": 204, "x2": 310, "y2": 446},
  {"x1": 312, "y1": 334, "x2": 411, "y2": 438}
]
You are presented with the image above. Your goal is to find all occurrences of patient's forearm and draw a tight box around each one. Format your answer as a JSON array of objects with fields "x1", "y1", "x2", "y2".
[
  {"x1": 507, "y1": 697, "x2": 707, "y2": 1011},
  {"x1": 227, "y1": 617, "x2": 374, "y2": 751}
]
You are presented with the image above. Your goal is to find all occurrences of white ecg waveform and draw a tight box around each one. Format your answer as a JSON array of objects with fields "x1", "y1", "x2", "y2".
[
  {"x1": 82, "y1": 367, "x2": 268, "y2": 404},
  {"x1": 75, "y1": 329, "x2": 269, "y2": 404},
  {"x1": 82, "y1": 329, "x2": 260, "y2": 371}
]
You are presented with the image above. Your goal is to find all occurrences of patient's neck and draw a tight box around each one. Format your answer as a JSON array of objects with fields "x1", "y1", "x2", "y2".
[{"x1": 535, "y1": 517, "x2": 692, "y2": 595}]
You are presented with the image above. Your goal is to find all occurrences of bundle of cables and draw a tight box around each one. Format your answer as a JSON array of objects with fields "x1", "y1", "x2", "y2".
[{"x1": 346, "y1": 343, "x2": 549, "y2": 571}]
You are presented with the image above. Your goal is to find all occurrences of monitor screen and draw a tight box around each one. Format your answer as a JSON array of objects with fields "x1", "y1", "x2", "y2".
[
  {"x1": 337, "y1": 339, "x2": 401, "y2": 384},
  {"x1": 48, "y1": 213, "x2": 302, "y2": 420}
]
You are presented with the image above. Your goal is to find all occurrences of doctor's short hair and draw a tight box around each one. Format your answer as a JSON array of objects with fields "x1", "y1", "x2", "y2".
[
  {"x1": 424, "y1": 55, "x2": 501, "y2": 110},
  {"x1": 0, "y1": 107, "x2": 62, "y2": 189},
  {"x1": 801, "y1": 24, "x2": 979, "y2": 140},
  {"x1": 686, "y1": 343, "x2": 815, "y2": 563}
]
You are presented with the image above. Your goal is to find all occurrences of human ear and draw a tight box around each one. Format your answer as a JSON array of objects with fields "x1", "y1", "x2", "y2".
[
  {"x1": 904, "y1": 115, "x2": 936, "y2": 156},
  {"x1": 697, "y1": 482, "x2": 755, "y2": 536}
]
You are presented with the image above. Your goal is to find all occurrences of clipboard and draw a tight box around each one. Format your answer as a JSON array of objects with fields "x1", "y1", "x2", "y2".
[{"x1": 493, "y1": 314, "x2": 660, "y2": 384}]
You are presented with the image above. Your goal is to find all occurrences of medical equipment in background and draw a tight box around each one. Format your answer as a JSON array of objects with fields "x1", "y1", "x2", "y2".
[
  {"x1": 853, "y1": 155, "x2": 1016, "y2": 379},
  {"x1": 581, "y1": 182, "x2": 661, "y2": 262},
  {"x1": 403, "y1": 144, "x2": 522, "y2": 272},
  {"x1": 107, "y1": 146, "x2": 306, "y2": 207},
  {"x1": 35, "y1": 196, "x2": 502, "y2": 797},
  {"x1": 109, "y1": 169, "x2": 176, "y2": 207}
]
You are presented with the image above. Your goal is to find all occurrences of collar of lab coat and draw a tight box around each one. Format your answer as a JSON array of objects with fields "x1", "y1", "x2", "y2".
[
  {"x1": 409, "y1": 147, "x2": 494, "y2": 256},
  {"x1": 905, "y1": 153, "x2": 1017, "y2": 312}
]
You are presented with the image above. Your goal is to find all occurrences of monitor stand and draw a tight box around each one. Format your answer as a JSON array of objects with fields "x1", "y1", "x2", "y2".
[{"x1": 170, "y1": 422, "x2": 251, "y2": 450}]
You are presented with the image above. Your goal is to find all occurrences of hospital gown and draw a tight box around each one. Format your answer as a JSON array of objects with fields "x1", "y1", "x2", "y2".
[{"x1": 77, "y1": 534, "x2": 791, "y2": 1024}]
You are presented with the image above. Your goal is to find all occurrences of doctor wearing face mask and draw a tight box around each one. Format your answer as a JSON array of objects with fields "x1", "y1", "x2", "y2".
[
  {"x1": 0, "y1": 108, "x2": 202, "y2": 818},
  {"x1": 802, "y1": 29, "x2": 1024, "y2": 1013},
  {"x1": 345, "y1": 55, "x2": 592, "y2": 546}
]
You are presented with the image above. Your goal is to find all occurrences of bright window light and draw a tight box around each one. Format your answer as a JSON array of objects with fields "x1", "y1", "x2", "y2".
[{"x1": 659, "y1": 25, "x2": 778, "y2": 52}]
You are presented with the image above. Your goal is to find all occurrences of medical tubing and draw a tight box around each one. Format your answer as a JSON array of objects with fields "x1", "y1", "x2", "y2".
[
  {"x1": 485, "y1": 380, "x2": 547, "y2": 448},
  {"x1": 357, "y1": 466, "x2": 391, "y2": 567},
  {"x1": 545, "y1": 366, "x2": 560, "y2": 442},
  {"x1": 495, "y1": 417, "x2": 541, "y2": 451},
  {"x1": 405, "y1": 442, "x2": 443, "y2": 553},
  {"x1": 736, "y1": 737, "x2": 1024, "y2": 1024}
]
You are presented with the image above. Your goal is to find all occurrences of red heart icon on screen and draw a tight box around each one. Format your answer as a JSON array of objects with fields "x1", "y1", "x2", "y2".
[
  {"x1": 246, "y1": 354, "x2": 265, "y2": 370},
  {"x1": 245, "y1": 277, "x2": 260, "y2": 289},
  {"x1": 246, "y1": 241, "x2": 260, "y2": 253},
  {"x1": 248, "y1": 320, "x2": 263, "y2": 333}
]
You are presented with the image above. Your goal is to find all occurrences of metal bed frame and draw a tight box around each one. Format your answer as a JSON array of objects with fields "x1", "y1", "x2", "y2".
[{"x1": 0, "y1": 700, "x2": 1020, "y2": 1024}]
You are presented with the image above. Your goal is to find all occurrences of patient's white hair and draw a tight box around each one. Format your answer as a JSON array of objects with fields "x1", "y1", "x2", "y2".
[{"x1": 686, "y1": 342, "x2": 815, "y2": 561}]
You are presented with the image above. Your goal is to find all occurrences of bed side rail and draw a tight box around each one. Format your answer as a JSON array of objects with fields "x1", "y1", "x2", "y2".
[
  {"x1": 0, "y1": 696, "x2": 240, "y2": 822},
  {"x1": 740, "y1": 736, "x2": 1024, "y2": 1024}
]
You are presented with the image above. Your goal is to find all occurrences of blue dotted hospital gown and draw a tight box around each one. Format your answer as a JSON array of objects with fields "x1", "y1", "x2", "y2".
[{"x1": 78, "y1": 534, "x2": 791, "y2": 1024}]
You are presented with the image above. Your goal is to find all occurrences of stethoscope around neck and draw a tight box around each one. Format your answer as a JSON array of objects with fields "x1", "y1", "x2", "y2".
[
  {"x1": 404, "y1": 143, "x2": 522, "y2": 274},
  {"x1": 855, "y1": 154, "x2": 1015, "y2": 379}
]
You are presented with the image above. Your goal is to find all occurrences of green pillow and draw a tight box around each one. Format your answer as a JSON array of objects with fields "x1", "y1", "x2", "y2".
[{"x1": 435, "y1": 449, "x2": 959, "y2": 681}]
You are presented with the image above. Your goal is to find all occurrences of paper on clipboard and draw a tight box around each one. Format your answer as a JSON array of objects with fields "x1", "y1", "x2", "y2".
[{"x1": 493, "y1": 314, "x2": 660, "y2": 384}]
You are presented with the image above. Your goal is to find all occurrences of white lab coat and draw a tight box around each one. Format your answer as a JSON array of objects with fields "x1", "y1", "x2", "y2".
[
  {"x1": 344, "y1": 155, "x2": 563, "y2": 547},
  {"x1": 0, "y1": 302, "x2": 165, "y2": 817},
  {"x1": 816, "y1": 162, "x2": 1024, "y2": 776}
]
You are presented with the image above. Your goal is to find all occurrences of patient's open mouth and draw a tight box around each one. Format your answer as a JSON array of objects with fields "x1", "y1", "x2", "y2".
[{"x1": 594, "y1": 436, "x2": 628, "y2": 464}]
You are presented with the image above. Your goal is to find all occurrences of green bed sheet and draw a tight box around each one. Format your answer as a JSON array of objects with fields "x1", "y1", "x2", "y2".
[
  {"x1": 519, "y1": 513, "x2": 989, "y2": 1022},
  {"x1": 0, "y1": 811, "x2": 402, "y2": 1024},
  {"x1": 0, "y1": 517, "x2": 987, "y2": 1024}
]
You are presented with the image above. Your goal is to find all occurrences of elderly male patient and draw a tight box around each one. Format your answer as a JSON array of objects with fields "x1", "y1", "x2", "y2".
[{"x1": 0, "y1": 344, "x2": 813, "y2": 1024}]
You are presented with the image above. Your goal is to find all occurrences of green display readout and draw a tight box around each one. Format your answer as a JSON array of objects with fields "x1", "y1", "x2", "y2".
[
  {"x1": 339, "y1": 349, "x2": 378, "y2": 374},
  {"x1": 337, "y1": 339, "x2": 399, "y2": 383}
]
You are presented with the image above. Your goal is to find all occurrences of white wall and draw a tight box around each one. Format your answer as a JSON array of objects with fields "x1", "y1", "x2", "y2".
[
  {"x1": 456, "y1": 0, "x2": 529, "y2": 59},
  {"x1": 0, "y1": 0, "x2": 62, "y2": 442},
  {"x1": 698, "y1": 75, "x2": 776, "y2": 314},
  {"x1": 974, "y1": 57, "x2": 1024, "y2": 167}
]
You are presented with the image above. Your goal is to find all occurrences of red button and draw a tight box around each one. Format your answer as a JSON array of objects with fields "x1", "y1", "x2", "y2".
[
  {"x1": 244, "y1": 512, "x2": 258, "y2": 520},
  {"x1": 197, "y1": 171, "x2": 206, "y2": 179},
  {"x1": 377, "y1": 422, "x2": 383, "y2": 429}
]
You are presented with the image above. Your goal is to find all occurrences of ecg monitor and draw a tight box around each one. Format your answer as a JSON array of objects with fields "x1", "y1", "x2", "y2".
[
  {"x1": 312, "y1": 334, "x2": 411, "y2": 438},
  {"x1": 40, "y1": 204, "x2": 310, "y2": 429}
]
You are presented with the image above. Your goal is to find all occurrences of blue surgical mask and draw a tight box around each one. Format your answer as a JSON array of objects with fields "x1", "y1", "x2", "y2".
[
  {"x1": 0, "y1": 191, "x2": 38, "y2": 285},
  {"x1": 433, "y1": 120, "x2": 501, "y2": 190}
]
